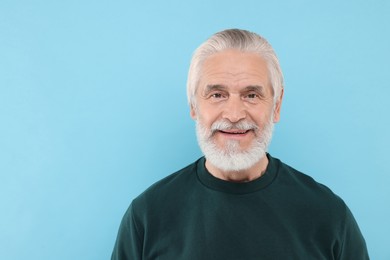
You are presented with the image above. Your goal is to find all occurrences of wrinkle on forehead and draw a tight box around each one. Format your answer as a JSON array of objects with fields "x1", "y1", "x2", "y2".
[{"x1": 199, "y1": 50, "x2": 271, "y2": 93}]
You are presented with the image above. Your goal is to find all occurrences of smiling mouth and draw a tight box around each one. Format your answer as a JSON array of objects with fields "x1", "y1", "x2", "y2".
[{"x1": 219, "y1": 130, "x2": 250, "y2": 135}]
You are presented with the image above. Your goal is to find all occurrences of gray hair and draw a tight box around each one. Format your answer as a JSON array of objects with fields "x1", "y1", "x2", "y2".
[{"x1": 187, "y1": 29, "x2": 284, "y2": 107}]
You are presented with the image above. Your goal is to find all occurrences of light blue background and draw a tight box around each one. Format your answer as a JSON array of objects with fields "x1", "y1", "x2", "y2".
[{"x1": 1, "y1": 0, "x2": 389, "y2": 259}]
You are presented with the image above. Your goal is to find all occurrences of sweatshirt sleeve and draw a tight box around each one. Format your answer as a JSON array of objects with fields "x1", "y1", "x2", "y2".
[
  {"x1": 337, "y1": 205, "x2": 369, "y2": 260},
  {"x1": 111, "y1": 203, "x2": 143, "y2": 260}
]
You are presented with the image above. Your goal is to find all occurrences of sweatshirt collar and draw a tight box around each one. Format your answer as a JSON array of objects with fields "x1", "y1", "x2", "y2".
[{"x1": 196, "y1": 153, "x2": 279, "y2": 194}]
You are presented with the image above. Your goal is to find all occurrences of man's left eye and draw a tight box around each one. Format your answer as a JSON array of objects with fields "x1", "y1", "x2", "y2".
[{"x1": 246, "y1": 93, "x2": 258, "y2": 99}]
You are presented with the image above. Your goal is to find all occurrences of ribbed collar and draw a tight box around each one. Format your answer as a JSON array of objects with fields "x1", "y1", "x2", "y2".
[{"x1": 196, "y1": 153, "x2": 279, "y2": 194}]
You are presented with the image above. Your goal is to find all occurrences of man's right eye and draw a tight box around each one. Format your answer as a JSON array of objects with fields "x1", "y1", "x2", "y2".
[{"x1": 211, "y1": 93, "x2": 223, "y2": 98}]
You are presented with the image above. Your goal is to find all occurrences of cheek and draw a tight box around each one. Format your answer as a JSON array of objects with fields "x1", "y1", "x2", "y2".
[
  {"x1": 248, "y1": 116, "x2": 271, "y2": 133},
  {"x1": 249, "y1": 105, "x2": 274, "y2": 121},
  {"x1": 197, "y1": 116, "x2": 213, "y2": 130},
  {"x1": 196, "y1": 107, "x2": 220, "y2": 126}
]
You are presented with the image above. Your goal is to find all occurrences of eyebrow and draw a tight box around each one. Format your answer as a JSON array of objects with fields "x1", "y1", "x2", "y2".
[
  {"x1": 203, "y1": 84, "x2": 265, "y2": 95},
  {"x1": 242, "y1": 85, "x2": 265, "y2": 94},
  {"x1": 203, "y1": 84, "x2": 227, "y2": 95}
]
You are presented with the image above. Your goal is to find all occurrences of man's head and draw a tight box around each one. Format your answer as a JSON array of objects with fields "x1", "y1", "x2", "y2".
[
  {"x1": 188, "y1": 29, "x2": 284, "y2": 173},
  {"x1": 187, "y1": 29, "x2": 284, "y2": 108}
]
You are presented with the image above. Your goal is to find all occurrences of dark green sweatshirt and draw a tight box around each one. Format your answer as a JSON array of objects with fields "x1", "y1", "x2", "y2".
[{"x1": 112, "y1": 154, "x2": 369, "y2": 259}]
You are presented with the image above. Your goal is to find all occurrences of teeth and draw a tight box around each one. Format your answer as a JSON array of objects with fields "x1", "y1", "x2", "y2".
[{"x1": 221, "y1": 130, "x2": 248, "y2": 134}]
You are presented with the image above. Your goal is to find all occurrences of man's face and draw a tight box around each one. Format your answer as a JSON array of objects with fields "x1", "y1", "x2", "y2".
[{"x1": 190, "y1": 50, "x2": 282, "y2": 171}]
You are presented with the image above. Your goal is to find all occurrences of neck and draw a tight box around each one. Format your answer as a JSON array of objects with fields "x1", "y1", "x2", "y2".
[{"x1": 205, "y1": 155, "x2": 269, "y2": 183}]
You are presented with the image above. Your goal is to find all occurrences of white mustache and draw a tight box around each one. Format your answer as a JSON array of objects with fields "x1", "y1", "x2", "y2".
[{"x1": 210, "y1": 119, "x2": 259, "y2": 133}]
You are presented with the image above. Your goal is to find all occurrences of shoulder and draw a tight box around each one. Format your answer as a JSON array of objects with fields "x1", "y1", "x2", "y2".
[
  {"x1": 271, "y1": 156, "x2": 369, "y2": 257},
  {"x1": 131, "y1": 158, "x2": 201, "y2": 211},
  {"x1": 271, "y1": 155, "x2": 347, "y2": 210}
]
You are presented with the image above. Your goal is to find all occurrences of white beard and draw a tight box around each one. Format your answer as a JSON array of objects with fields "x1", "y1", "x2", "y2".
[{"x1": 196, "y1": 116, "x2": 274, "y2": 172}]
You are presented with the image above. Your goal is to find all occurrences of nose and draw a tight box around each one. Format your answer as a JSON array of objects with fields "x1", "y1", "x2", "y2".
[{"x1": 222, "y1": 95, "x2": 246, "y2": 123}]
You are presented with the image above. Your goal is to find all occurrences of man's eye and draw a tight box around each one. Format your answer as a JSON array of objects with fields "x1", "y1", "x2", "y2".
[
  {"x1": 246, "y1": 93, "x2": 258, "y2": 99},
  {"x1": 243, "y1": 93, "x2": 262, "y2": 103},
  {"x1": 211, "y1": 93, "x2": 224, "y2": 98}
]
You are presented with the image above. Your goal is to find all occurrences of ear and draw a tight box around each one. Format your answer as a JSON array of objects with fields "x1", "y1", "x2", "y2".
[
  {"x1": 273, "y1": 88, "x2": 284, "y2": 123},
  {"x1": 190, "y1": 103, "x2": 197, "y2": 120}
]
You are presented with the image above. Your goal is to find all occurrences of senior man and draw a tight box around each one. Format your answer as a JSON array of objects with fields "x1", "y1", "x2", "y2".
[{"x1": 112, "y1": 29, "x2": 369, "y2": 259}]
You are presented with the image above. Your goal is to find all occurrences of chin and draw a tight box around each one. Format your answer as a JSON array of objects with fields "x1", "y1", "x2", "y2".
[
  {"x1": 202, "y1": 142, "x2": 267, "y2": 172},
  {"x1": 196, "y1": 118, "x2": 274, "y2": 172}
]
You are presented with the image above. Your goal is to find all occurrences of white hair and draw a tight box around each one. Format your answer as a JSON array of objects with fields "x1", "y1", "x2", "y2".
[
  {"x1": 187, "y1": 29, "x2": 284, "y2": 107},
  {"x1": 195, "y1": 116, "x2": 274, "y2": 172}
]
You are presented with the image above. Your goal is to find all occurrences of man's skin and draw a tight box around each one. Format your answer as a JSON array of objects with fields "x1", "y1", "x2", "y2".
[{"x1": 190, "y1": 49, "x2": 283, "y2": 182}]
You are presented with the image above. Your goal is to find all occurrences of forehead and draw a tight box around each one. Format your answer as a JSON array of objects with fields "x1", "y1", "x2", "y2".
[{"x1": 199, "y1": 50, "x2": 270, "y2": 90}]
